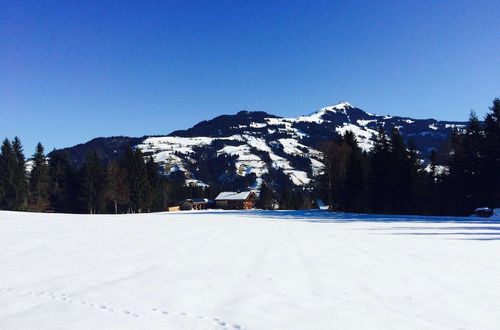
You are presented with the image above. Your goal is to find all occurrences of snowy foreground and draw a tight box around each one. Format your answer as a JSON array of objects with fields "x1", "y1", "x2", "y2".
[{"x1": 1, "y1": 210, "x2": 500, "y2": 330}]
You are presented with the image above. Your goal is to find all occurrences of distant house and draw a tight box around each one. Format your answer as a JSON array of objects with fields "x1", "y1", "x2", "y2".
[
  {"x1": 168, "y1": 205, "x2": 180, "y2": 212},
  {"x1": 215, "y1": 191, "x2": 257, "y2": 210},
  {"x1": 180, "y1": 198, "x2": 214, "y2": 211}
]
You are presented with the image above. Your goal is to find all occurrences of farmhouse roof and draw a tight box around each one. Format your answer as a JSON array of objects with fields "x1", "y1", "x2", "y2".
[{"x1": 215, "y1": 191, "x2": 255, "y2": 201}]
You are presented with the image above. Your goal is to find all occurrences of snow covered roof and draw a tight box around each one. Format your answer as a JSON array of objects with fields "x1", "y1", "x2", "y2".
[
  {"x1": 215, "y1": 191, "x2": 255, "y2": 201},
  {"x1": 186, "y1": 198, "x2": 213, "y2": 203}
]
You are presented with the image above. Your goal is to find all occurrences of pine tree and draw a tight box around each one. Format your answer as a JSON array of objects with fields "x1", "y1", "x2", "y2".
[
  {"x1": 344, "y1": 149, "x2": 369, "y2": 213},
  {"x1": 462, "y1": 112, "x2": 484, "y2": 212},
  {"x1": 369, "y1": 125, "x2": 392, "y2": 213},
  {"x1": 48, "y1": 150, "x2": 78, "y2": 213},
  {"x1": 0, "y1": 138, "x2": 16, "y2": 210},
  {"x1": 256, "y1": 182, "x2": 274, "y2": 210},
  {"x1": 424, "y1": 149, "x2": 439, "y2": 215},
  {"x1": 79, "y1": 151, "x2": 105, "y2": 214},
  {"x1": 388, "y1": 128, "x2": 409, "y2": 213},
  {"x1": 145, "y1": 156, "x2": 161, "y2": 212},
  {"x1": 10, "y1": 137, "x2": 28, "y2": 210},
  {"x1": 482, "y1": 98, "x2": 500, "y2": 207},
  {"x1": 322, "y1": 136, "x2": 351, "y2": 212},
  {"x1": 29, "y1": 143, "x2": 50, "y2": 211},
  {"x1": 406, "y1": 140, "x2": 425, "y2": 214},
  {"x1": 121, "y1": 148, "x2": 149, "y2": 213}
]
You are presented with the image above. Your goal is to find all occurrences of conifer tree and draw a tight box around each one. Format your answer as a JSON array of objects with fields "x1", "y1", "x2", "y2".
[
  {"x1": 11, "y1": 137, "x2": 28, "y2": 210},
  {"x1": 406, "y1": 140, "x2": 425, "y2": 214},
  {"x1": 29, "y1": 143, "x2": 50, "y2": 211},
  {"x1": 121, "y1": 148, "x2": 149, "y2": 212},
  {"x1": 0, "y1": 138, "x2": 16, "y2": 209},
  {"x1": 323, "y1": 136, "x2": 351, "y2": 211},
  {"x1": 256, "y1": 182, "x2": 274, "y2": 210},
  {"x1": 461, "y1": 112, "x2": 484, "y2": 212},
  {"x1": 343, "y1": 135, "x2": 369, "y2": 213},
  {"x1": 145, "y1": 156, "x2": 162, "y2": 212},
  {"x1": 79, "y1": 151, "x2": 105, "y2": 214},
  {"x1": 388, "y1": 128, "x2": 409, "y2": 213},
  {"x1": 48, "y1": 150, "x2": 78, "y2": 213},
  {"x1": 369, "y1": 125, "x2": 392, "y2": 213},
  {"x1": 482, "y1": 98, "x2": 500, "y2": 207}
]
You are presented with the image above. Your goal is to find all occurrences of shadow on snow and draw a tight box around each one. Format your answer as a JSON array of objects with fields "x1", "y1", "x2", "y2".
[{"x1": 171, "y1": 209, "x2": 500, "y2": 241}]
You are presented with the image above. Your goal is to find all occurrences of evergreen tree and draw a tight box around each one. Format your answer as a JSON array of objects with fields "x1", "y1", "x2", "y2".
[
  {"x1": 256, "y1": 182, "x2": 274, "y2": 210},
  {"x1": 29, "y1": 143, "x2": 50, "y2": 211},
  {"x1": 11, "y1": 137, "x2": 28, "y2": 210},
  {"x1": 405, "y1": 140, "x2": 425, "y2": 214},
  {"x1": 48, "y1": 150, "x2": 78, "y2": 213},
  {"x1": 387, "y1": 128, "x2": 409, "y2": 213},
  {"x1": 121, "y1": 148, "x2": 149, "y2": 212},
  {"x1": 322, "y1": 136, "x2": 351, "y2": 211},
  {"x1": 482, "y1": 98, "x2": 500, "y2": 207},
  {"x1": 145, "y1": 156, "x2": 162, "y2": 212},
  {"x1": 0, "y1": 138, "x2": 16, "y2": 210},
  {"x1": 342, "y1": 132, "x2": 369, "y2": 213},
  {"x1": 369, "y1": 125, "x2": 392, "y2": 213},
  {"x1": 461, "y1": 112, "x2": 484, "y2": 212},
  {"x1": 424, "y1": 149, "x2": 439, "y2": 215},
  {"x1": 79, "y1": 151, "x2": 105, "y2": 214}
]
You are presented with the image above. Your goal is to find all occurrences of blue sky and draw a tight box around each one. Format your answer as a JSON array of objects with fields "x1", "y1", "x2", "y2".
[{"x1": 1, "y1": 0, "x2": 499, "y2": 154}]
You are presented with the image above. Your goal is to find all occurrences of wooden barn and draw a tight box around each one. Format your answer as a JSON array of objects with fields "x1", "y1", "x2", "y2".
[
  {"x1": 215, "y1": 191, "x2": 257, "y2": 210},
  {"x1": 180, "y1": 198, "x2": 214, "y2": 211}
]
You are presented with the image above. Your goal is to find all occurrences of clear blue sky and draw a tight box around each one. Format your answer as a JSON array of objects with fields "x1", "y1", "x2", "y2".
[{"x1": 1, "y1": 0, "x2": 499, "y2": 154}]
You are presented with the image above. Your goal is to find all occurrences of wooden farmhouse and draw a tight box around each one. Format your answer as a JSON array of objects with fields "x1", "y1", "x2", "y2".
[{"x1": 215, "y1": 191, "x2": 257, "y2": 210}]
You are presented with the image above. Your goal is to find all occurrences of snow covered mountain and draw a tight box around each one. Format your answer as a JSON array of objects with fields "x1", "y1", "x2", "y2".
[{"x1": 55, "y1": 102, "x2": 465, "y2": 189}]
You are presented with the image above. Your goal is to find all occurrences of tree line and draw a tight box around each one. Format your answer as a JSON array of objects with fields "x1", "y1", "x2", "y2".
[
  {"x1": 0, "y1": 142, "x2": 207, "y2": 214},
  {"x1": 317, "y1": 98, "x2": 500, "y2": 216}
]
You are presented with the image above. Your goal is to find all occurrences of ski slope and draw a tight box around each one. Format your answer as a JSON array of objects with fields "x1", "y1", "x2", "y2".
[{"x1": 1, "y1": 210, "x2": 500, "y2": 329}]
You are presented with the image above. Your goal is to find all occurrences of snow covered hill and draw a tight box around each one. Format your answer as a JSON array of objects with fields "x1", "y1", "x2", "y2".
[
  {"x1": 54, "y1": 102, "x2": 466, "y2": 189},
  {"x1": 1, "y1": 210, "x2": 500, "y2": 329}
]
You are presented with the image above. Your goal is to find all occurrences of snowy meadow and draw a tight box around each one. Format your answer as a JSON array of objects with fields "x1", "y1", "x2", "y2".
[{"x1": 1, "y1": 210, "x2": 500, "y2": 330}]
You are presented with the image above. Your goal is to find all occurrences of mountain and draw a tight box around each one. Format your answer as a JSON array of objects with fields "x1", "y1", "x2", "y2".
[
  {"x1": 53, "y1": 102, "x2": 466, "y2": 189},
  {"x1": 50, "y1": 137, "x2": 144, "y2": 168}
]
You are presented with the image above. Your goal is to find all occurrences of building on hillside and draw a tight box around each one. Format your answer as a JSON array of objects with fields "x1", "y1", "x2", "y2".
[
  {"x1": 180, "y1": 198, "x2": 214, "y2": 211},
  {"x1": 215, "y1": 191, "x2": 258, "y2": 210},
  {"x1": 168, "y1": 205, "x2": 180, "y2": 212}
]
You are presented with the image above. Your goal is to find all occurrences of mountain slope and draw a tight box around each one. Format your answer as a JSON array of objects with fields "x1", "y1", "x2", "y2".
[{"x1": 54, "y1": 102, "x2": 466, "y2": 189}]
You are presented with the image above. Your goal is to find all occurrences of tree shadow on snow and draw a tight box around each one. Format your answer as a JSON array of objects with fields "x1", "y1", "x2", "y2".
[
  {"x1": 178, "y1": 209, "x2": 500, "y2": 241},
  {"x1": 181, "y1": 209, "x2": 500, "y2": 225}
]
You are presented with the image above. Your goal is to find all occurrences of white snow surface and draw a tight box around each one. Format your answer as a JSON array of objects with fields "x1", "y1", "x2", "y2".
[{"x1": 2, "y1": 210, "x2": 500, "y2": 330}]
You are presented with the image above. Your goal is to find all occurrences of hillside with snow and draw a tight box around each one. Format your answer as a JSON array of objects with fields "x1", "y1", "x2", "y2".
[
  {"x1": 1, "y1": 210, "x2": 499, "y2": 329},
  {"x1": 54, "y1": 102, "x2": 465, "y2": 189}
]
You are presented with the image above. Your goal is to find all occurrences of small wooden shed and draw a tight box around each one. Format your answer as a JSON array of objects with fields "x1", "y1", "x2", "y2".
[{"x1": 180, "y1": 198, "x2": 214, "y2": 211}]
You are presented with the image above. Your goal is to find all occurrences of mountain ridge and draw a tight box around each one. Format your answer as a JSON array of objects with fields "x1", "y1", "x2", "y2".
[{"x1": 52, "y1": 102, "x2": 466, "y2": 190}]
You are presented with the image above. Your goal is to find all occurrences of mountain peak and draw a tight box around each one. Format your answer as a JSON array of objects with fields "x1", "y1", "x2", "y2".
[
  {"x1": 320, "y1": 101, "x2": 354, "y2": 112},
  {"x1": 295, "y1": 102, "x2": 356, "y2": 123}
]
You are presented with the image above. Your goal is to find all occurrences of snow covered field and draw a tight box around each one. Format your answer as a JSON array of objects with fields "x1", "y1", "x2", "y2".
[{"x1": 1, "y1": 210, "x2": 500, "y2": 330}]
